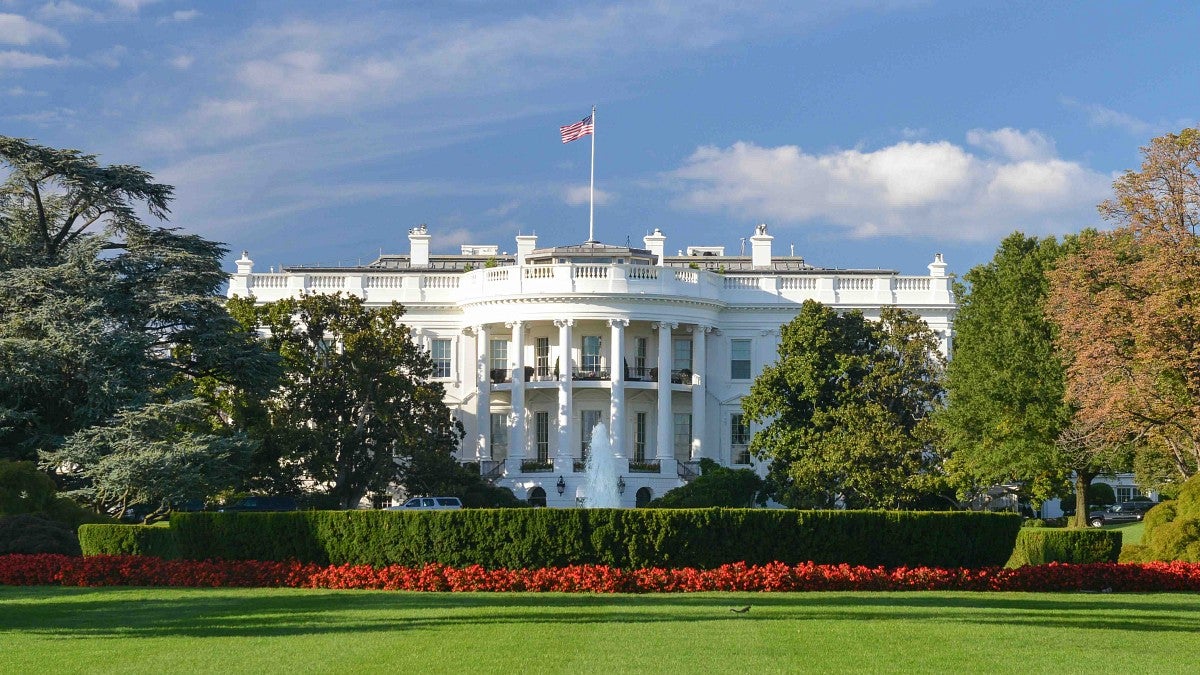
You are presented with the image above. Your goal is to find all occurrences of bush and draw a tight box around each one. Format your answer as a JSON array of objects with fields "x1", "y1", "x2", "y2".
[
  {"x1": 78, "y1": 524, "x2": 179, "y2": 559},
  {"x1": 1006, "y1": 528, "x2": 1122, "y2": 567},
  {"x1": 0, "y1": 514, "x2": 81, "y2": 555},
  {"x1": 1140, "y1": 473, "x2": 1200, "y2": 562},
  {"x1": 648, "y1": 459, "x2": 764, "y2": 508},
  {"x1": 169, "y1": 509, "x2": 1022, "y2": 569}
]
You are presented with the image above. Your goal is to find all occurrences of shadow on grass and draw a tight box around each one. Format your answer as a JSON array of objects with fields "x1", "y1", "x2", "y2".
[{"x1": 1, "y1": 587, "x2": 1198, "y2": 639}]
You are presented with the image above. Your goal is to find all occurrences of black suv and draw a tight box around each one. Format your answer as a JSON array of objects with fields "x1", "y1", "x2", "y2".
[{"x1": 1087, "y1": 501, "x2": 1156, "y2": 527}]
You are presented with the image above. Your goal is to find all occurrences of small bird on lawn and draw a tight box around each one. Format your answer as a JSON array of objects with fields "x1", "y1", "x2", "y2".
[{"x1": 729, "y1": 606, "x2": 751, "y2": 614}]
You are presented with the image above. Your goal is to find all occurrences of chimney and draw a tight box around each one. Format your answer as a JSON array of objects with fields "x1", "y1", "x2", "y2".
[
  {"x1": 408, "y1": 224, "x2": 430, "y2": 267},
  {"x1": 927, "y1": 252, "x2": 947, "y2": 277},
  {"x1": 235, "y1": 250, "x2": 254, "y2": 275},
  {"x1": 643, "y1": 228, "x2": 666, "y2": 266},
  {"x1": 516, "y1": 234, "x2": 537, "y2": 266},
  {"x1": 750, "y1": 223, "x2": 773, "y2": 268}
]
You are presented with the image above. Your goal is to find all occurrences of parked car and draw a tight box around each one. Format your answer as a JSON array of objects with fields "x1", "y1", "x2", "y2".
[
  {"x1": 386, "y1": 496, "x2": 463, "y2": 511},
  {"x1": 218, "y1": 496, "x2": 298, "y2": 512},
  {"x1": 1088, "y1": 501, "x2": 1156, "y2": 527}
]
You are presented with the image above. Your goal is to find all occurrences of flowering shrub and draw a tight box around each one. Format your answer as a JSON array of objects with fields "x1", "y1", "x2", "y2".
[{"x1": 4, "y1": 555, "x2": 1200, "y2": 592}]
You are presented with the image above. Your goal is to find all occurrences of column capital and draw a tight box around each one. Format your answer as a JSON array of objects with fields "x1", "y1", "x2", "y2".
[
  {"x1": 687, "y1": 324, "x2": 715, "y2": 334},
  {"x1": 553, "y1": 318, "x2": 575, "y2": 328},
  {"x1": 462, "y1": 324, "x2": 490, "y2": 337},
  {"x1": 760, "y1": 328, "x2": 780, "y2": 336},
  {"x1": 652, "y1": 321, "x2": 679, "y2": 331},
  {"x1": 607, "y1": 318, "x2": 630, "y2": 329}
]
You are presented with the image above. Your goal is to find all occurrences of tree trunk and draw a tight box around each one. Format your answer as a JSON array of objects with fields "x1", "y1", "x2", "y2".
[{"x1": 1073, "y1": 471, "x2": 1097, "y2": 529}]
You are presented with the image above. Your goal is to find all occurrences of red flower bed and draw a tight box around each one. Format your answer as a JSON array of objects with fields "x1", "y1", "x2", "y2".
[{"x1": 3, "y1": 555, "x2": 1200, "y2": 592}]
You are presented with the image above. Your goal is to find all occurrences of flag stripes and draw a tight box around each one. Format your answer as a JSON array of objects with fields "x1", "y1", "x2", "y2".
[{"x1": 560, "y1": 114, "x2": 594, "y2": 143}]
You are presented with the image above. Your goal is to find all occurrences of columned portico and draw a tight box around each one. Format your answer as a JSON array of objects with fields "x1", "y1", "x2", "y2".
[
  {"x1": 654, "y1": 321, "x2": 678, "y2": 473},
  {"x1": 506, "y1": 321, "x2": 526, "y2": 470},
  {"x1": 690, "y1": 325, "x2": 710, "y2": 460},
  {"x1": 554, "y1": 318, "x2": 574, "y2": 472},
  {"x1": 608, "y1": 318, "x2": 628, "y2": 459}
]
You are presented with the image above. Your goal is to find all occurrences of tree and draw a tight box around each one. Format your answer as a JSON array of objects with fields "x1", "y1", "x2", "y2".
[
  {"x1": 937, "y1": 232, "x2": 1125, "y2": 524},
  {"x1": 0, "y1": 136, "x2": 274, "y2": 514},
  {"x1": 742, "y1": 301, "x2": 946, "y2": 509},
  {"x1": 648, "y1": 458, "x2": 764, "y2": 508},
  {"x1": 1048, "y1": 129, "x2": 1200, "y2": 492},
  {"x1": 231, "y1": 293, "x2": 464, "y2": 509}
]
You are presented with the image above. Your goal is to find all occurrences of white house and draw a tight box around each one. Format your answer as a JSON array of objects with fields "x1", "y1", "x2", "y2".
[{"x1": 229, "y1": 224, "x2": 956, "y2": 507}]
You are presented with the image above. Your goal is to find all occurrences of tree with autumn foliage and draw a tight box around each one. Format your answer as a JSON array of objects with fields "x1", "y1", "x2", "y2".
[{"x1": 1048, "y1": 128, "x2": 1200, "y2": 498}]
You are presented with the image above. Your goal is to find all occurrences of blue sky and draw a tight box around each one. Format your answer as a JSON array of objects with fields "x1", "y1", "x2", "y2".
[{"x1": 2, "y1": 1, "x2": 1196, "y2": 276}]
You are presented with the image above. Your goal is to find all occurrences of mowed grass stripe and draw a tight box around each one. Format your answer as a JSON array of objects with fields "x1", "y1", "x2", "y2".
[{"x1": 2, "y1": 587, "x2": 1200, "y2": 673}]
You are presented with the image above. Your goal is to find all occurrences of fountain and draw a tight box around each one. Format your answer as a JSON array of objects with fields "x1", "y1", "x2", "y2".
[{"x1": 580, "y1": 422, "x2": 622, "y2": 507}]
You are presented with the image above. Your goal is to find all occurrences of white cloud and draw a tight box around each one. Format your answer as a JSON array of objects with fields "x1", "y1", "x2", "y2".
[
  {"x1": 966, "y1": 127, "x2": 1055, "y2": 161},
  {"x1": 158, "y1": 8, "x2": 198, "y2": 24},
  {"x1": 90, "y1": 44, "x2": 126, "y2": 68},
  {"x1": 0, "y1": 13, "x2": 66, "y2": 45},
  {"x1": 37, "y1": 1, "x2": 103, "y2": 22},
  {"x1": 110, "y1": 0, "x2": 158, "y2": 11},
  {"x1": 1060, "y1": 97, "x2": 1154, "y2": 136},
  {"x1": 668, "y1": 131, "x2": 1111, "y2": 242},
  {"x1": 0, "y1": 49, "x2": 71, "y2": 69},
  {"x1": 564, "y1": 185, "x2": 613, "y2": 206},
  {"x1": 168, "y1": 54, "x2": 193, "y2": 69}
]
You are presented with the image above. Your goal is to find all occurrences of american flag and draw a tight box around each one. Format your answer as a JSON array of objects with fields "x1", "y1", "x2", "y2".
[{"x1": 560, "y1": 114, "x2": 594, "y2": 143}]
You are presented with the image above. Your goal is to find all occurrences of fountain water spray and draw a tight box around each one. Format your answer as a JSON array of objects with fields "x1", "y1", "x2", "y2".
[{"x1": 581, "y1": 423, "x2": 621, "y2": 507}]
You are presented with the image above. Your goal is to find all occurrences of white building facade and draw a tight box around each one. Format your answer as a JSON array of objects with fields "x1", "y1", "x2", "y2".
[{"x1": 229, "y1": 224, "x2": 956, "y2": 507}]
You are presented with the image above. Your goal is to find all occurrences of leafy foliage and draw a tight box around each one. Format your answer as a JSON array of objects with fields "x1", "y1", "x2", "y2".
[
  {"x1": 78, "y1": 524, "x2": 179, "y2": 559},
  {"x1": 1005, "y1": 528, "x2": 1121, "y2": 567},
  {"x1": 0, "y1": 514, "x2": 81, "y2": 555},
  {"x1": 742, "y1": 301, "x2": 946, "y2": 508},
  {"x1": 1140, "y1": 472, "x2": 1200, "y2": 562},
  {"x1": 648, "y1": 458, "x2": 764, "y2": 508},
  {"x1": 231, "y1": 293, "x2": 464, "y2": 508}
]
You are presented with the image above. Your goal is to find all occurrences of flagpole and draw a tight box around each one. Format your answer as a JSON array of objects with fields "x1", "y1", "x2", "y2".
[{"x1": 588, "y1": 104, "x2": 596, "y2": 243}]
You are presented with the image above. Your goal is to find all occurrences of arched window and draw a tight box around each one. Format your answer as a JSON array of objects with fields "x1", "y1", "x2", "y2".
[
  {"x1": 635, "y1": 487, "x2": 652, "y2": 508},
  {"x1": 528, "y1": 486, "x2": 547, "y2": 508}
]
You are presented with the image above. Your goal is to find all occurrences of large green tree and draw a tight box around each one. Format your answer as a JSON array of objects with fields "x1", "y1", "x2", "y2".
[
  {"x1": 0, "y1": 137, "x2": 275, "y2": 516},
  {"x1": 230, "y1": 293, "x2": 464, "y2": 509},
  {"x1": 742, "y1": 301, "x2": 946, "y2": 509}
]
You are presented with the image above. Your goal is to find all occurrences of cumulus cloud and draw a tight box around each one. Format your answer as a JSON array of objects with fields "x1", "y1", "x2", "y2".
[
  {"x1": 564, "y1": 185, "x2": 613, "y2": 206},
  {"x1": 0, "y1": 12, "x2": 66, "y2": 45},
  {"x1": 668, "y1": 131, "x2": 1111, "y2": 242},
  {"x1": 0, "y1": 49, "x2": 71, "y2": 69}
]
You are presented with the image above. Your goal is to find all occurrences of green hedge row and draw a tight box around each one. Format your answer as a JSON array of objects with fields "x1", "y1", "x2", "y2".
[
  {"x1": 79, "y1": 524, "x2": 179, "y2": 559},
  {"x1": 1005, "y1": 528, "x2": 1122, "y2": 567},
  {"x1": 160, "y1": 509, "x2": 1021, "y2": 569}
]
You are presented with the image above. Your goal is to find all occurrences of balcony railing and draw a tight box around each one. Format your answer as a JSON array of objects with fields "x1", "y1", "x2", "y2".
[
  {"x1": 572, "y1": 367, "x2": 610, "y2": 381},
  {"x1": 521, "y1": 459, "x2": 553, "y2": 473},
  {"x1": 628, "y1": 459, "x2": 661, "y2": 473}
]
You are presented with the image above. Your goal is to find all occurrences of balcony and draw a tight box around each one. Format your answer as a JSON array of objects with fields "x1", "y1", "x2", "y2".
[{"x1": 628, "y1": 459, "x2": 661, "y2": 473}]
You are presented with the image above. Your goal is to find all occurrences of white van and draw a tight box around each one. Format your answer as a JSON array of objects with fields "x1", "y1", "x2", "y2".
[{"x1": 387, "y1": 496, "x2": 463, "y2": 511}]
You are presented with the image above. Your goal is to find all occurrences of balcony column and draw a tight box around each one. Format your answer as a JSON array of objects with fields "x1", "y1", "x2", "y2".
[
  {"x1": 469, "y1": 324, "x2": 490, "y2": 462},
  {"x1": 689, "y1": 325, "x2": 710, "y2": 461},
  {"x1": 554, "y1": 319, "x2": 574, "y2": 473},
  {"x1": 506, "y1": 321, "x2": 526, "y2": 468},
  {"x1": 654, "y1": 321, "x2": 678, "y2": 468},
  {"x1": 608, "y1": 319, "x2": 629, "y2": 460}
]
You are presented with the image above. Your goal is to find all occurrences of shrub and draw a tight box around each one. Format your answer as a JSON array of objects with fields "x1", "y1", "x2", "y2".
[
  {"x1": 0, "y1": 514, "x2": 81, "y2": 556},
  {"x1": 648, "y1": 459, "x2": 764, "y2": 508},
  {"x1": 169, "y1": 509, "x2": 1022, "y2": 569},
  {"x1": 78, "y1": 524, "x2": 179, "y2": 559},
  {"x1": 1141, "y1": 473, "x2": 1200, "y2": 562},
  {"x1": 1006, "y1": 528, "x2": 1122, "y2": 567}
]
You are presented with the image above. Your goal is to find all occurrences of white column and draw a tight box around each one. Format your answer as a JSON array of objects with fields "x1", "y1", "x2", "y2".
[
  {"x1": 690, "y1": 325, "x2": 709, "y2": 461},
  {"x1": 608, "y1": 319, "x2": 628, "y2": 459},
  {"x1": 655, "y1": 322, "x2": 678, "y2": 464},
  {"x1": 472, "y1": 325, "x2": 490, "y2": 462},
  {"x1": 507, "y1": 321, "x2": 526, "y2": 467},
  {"x1": 554, "y1": 319, "x2": 574, "y2": 472}
]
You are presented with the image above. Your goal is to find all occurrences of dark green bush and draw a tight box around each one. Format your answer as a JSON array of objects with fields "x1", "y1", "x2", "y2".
[
  {"x1": 170, "y1": 509, "x2": 1021, "y2": 569},
  {"x1": 78, "y1": 524, "x2": 180, "y2": 559},
  {"x1": 0, "y1": 513, "x2": 82, "y2": 555},
  {"x1": 1005, "y1": 528, "x2": 1122, "y2": 567},
  {"x1": 1140, "y1": 473, "x2": 1200, "y2": 562}
]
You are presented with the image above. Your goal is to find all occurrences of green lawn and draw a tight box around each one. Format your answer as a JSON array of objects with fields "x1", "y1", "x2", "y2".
[
  {"x1": 1108, "y1": 520, "x2": 1146, "y2": 545},
  {"x1": 3, "y1": 588, "x2": 1200, "y2": 673}
]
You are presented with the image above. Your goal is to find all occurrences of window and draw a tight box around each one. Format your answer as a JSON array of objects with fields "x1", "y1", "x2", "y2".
[
  {"x1": 634, "y1": 337, "x2": 648, "y2": 377},
  {"x1": 634, "y1": 412, "x2": 647, "y2": 462},
  {"x1": 581, "y1": 409, "x2": 603, "y2": 455},
  {"x1": 489, "y1": 339, "x2": 507, "y2": 374},
  {"x1": 582, "y1": 335, "x2": 603, "y2": 373},
  {"x1": 535, "y1": 412, "x2": 549, "y2": 463},
  {"x1": 1116, "y1": 486, "x2": 1142, "y2": 502},
  {"x1": 731, "y1": 413, "x2": 750, "y2": 464},
  {"x1": 535, "y1": 337, "x2": 550, "y2": 377},
  {"x1": 674, "y1": 413, "x2": 692, "y2": 456},
  {"x1": 489, "y1": 413, "x2": 508, "y2": 457},
  {"x1": 431, "y1": 338, "x2": 452, "y2": 378},
  {"x1": 673, "y1": 338, "x2": 692, "y2": 373},
  {"x1": 731, "y1": 339, "x2": 752, "y2": 380}
]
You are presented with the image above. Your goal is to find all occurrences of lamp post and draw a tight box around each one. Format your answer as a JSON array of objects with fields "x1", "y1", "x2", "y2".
[
  {"x1": 617, "y1": 476, "x2": 626, "y2": 495},
  {"x1": 556, "y1": 476, "x2": 566, "y2": 496}
]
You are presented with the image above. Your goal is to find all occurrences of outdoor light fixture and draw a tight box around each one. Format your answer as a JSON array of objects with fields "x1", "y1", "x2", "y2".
[
  {"x1": 556, "y1": 476, "x2": 566, "y2": 495},
  {"x1": 617, "y1": 477, "x2": 626, "y2": 495}
]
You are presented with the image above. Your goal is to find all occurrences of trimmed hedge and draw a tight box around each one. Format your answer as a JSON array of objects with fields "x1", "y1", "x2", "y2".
[
  {"x1": 79, "y1": 524, "x2": 179, "y2": 559},
  {"x1": 166, "y1": 509, "x2": 1022, "y2": 569},
  {"x1": 1006, "y1": 528, "x2": 1122, "y2": 567}
]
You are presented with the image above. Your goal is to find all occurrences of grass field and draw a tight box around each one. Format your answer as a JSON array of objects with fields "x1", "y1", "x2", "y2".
[
  {"x1": 1108, "y1": 520, "x2": 1146, "y2": 545},
  {"x1": 3, "y1": 587, "x2": 1200, "y2": 673}
]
